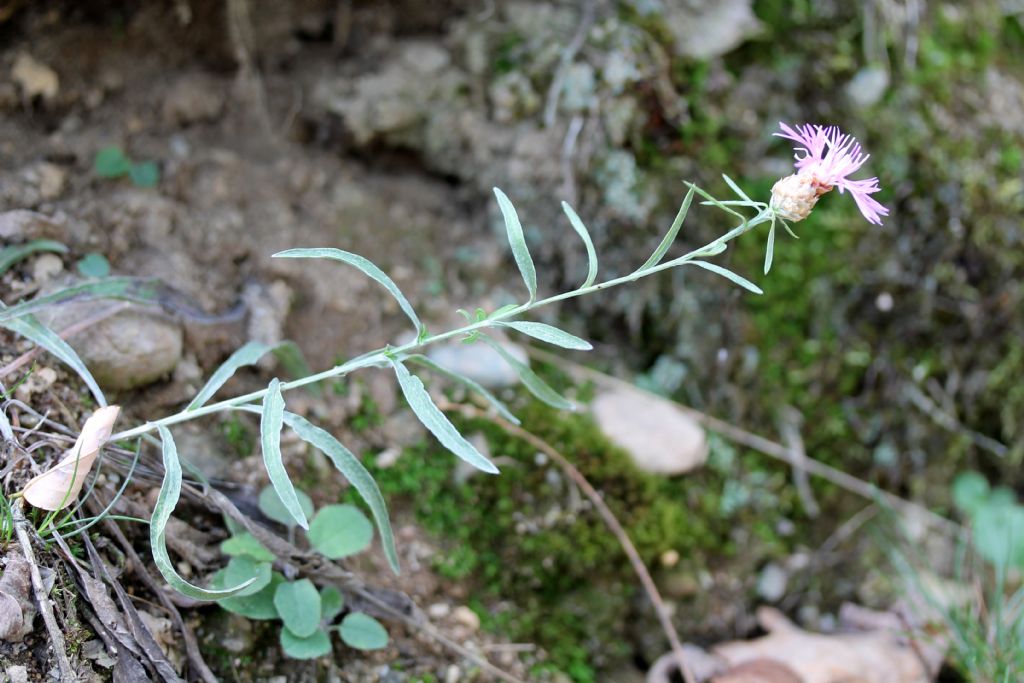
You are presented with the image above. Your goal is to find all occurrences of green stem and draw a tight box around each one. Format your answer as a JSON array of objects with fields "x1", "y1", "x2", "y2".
[{"x1": 109, "y1": 209, "x2": 771, "y2": 442}]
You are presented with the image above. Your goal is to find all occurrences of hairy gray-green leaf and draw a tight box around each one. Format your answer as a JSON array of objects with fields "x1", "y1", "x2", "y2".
[
  {"x1": 478, "y1": 335, "x2": 573, "y2": 410},
  {"x1": 688, "y1": 261, "x2": 763, "y2": 295},
  {"x1": 722, "y1": 174, "x2": 755, "y2": 204},
  {"x1": 260, "y1": 379, "x2": 308, "y2": 529},
  {"x1": 560, "y1": 201, "x2": 598, "y2": 288},
  {"x1": 639, "y1": 185, "x2": 694, "y2": 271},
  {"x1": 153, "y1": 425, "x2": 254, "y2": 599},
  {"x1": 340, "y1": 612, "x2": 389, "y2": 650},
  {"x1": 1, "y1": 313, "x2": 107, "y2": 407},
  {"x1": 390, "y1": 359, "x2": 499, "y2": 474},
  {"x1": 764, "y1": 222, "x2": 776, "y2": 275},
  {"x1": 281, "y1": 411, "x2": 400, "y2": 574},
  {"x1": 188, "y1": 341, "x2": 274, "y2": 410},
  {"x1": 493, "y1": 188, "x2": 537, "y2": 303},
  {"x1": 685, "y1": 182, "x2": 747, "y2": 223},
  {"x1": 280, "y1": 627, "x2": 332, "y2": 660},
  {"x1": 257, "y1": 485, "x2": 314, "y2": 529},
  {"x1": 406, "y1": 354, "x2": 520, "y2": 425},
  {"x1": 0, "y1": 240, "x2": 68, "y2": 276},
  {"x1": 0, "y1": 278, "x2": 159, "y2": 324},
  {"x1": 216, "y1": 570, "x2": 282, "y2": 620},
  {"x1": 274, "y1": 248, "x2": 422, "y2": 334},
  {"x1": 220, "y1": 532, "x2": 275, "y2": 562},
  {"x1": 274, "y1": 579, "x2": 322, "y2": 638},
  {"x1": 498, "y1": 321, "x2": 592, "y2": 351},
  {"x1": 320, "y1": 586, "x2": 344, "y2": 621},
  {"x1": 308, "y1": 504, "x2": 373, "y2": 559}
]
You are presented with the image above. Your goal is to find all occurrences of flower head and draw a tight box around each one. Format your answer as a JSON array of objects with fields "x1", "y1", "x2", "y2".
[{"x1": 771, "y1": 122, "x2": 889, "y2": 225}]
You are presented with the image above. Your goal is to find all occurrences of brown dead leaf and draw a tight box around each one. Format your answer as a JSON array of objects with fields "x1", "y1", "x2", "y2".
[
  {"x1": 711, "y1": 659, "x2": 803, "y2": 683},
  {"x1": 0, "y1": 553, "x2": 33, "y2": 641},
  {"x1": 22, "y1": 406, "x2": 120, "y2": 511}
]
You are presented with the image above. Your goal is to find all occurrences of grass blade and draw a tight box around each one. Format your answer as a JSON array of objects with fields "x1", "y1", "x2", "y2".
[
  {"x1": 499, "y1": 321, "x2": 592, "y2": 350},
  {"x1": 260, "y1": 379, "x2": 308, "y2": 529},
  {"x1": 478, "y1": 334, "x2": 573, "y2": 410},
  {"x1": 280, "y1": 411, "x2": 399, "y2": 573},
  {"x1": 406, "y1": 354, "x2": 520, "y2": 425},
  {"x1": 639, "y1": 185, "x2": 695, "y2": 271},
  {"x1": 688, "y1": 261, "x2": 764, "y2": 295},
  {"x1": 0, "y1": 240, "x2": 68, "y2": 276},
  {"x1": 274, "y1": 248, "x2": 422, "y2": 335},
  {"x1": 153, "y1": 425, "x2": 255, "y2": 599},
  {"x1": 1, "y1": 313, "x2": 107, "y2": 407},
  {"x1": 493, "y1": 188, "x2": 537, "y2": 303},
  {"x1": 560, "y1": 201, "x2": 598, "y2": 288},
  {"x1": 0, "y1": 277, "x2": 159, "y2": 323},
  {"x1": 390, "y1": 359, "x2": 499, "y2": 474}
]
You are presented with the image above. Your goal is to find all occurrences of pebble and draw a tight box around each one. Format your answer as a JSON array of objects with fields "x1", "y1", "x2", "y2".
[
  {"x1": 451, "y1": 605, "x2": 480, "y2": 633},
  {"x1": 444, "y1": 665, "x2": 461, "y2": 683},
  {"x1": 590, "y1": 387, "x2": 708, "y2": 475},
  {"x1": 756, "y1": 562, "x2": 788, "y2": 603},
  {"x1": 427, "y1": 602, "x2": 451, "y2": 619},
  {"x1": 31, "y1": 253, "x2": 64, "y2": 284}
]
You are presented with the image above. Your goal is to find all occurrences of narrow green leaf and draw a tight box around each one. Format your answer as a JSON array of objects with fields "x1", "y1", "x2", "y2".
[
  {"x1": 406, "y1": 354, "x2": 520, "y2": 425},
  {"x1": 493, "y1": 188, "x2": 537, "y2": 303},
  {"x1": 188, "y1": 341, "x2": 273, "y2": 410},
  {"x1": 273, "y1": 248, "x2": 422, "y2": 335},
  {"x1": 0, "y1": 277, "x2": 159, "y2": 324},
  {"x1": 560, "y1": 201, "x2": 598, "y2": 288},
  {"x1": 281, "y1": 411, "x2": 400, "y2": 574},
  {"x1": 489, "y1": 303, "x2": 520, "y2": 319},
  {"x1": 257, "y1": 485, "x2": 314, "y2": 528},
  {"x1": 722, "y1": 174, "x2": 755, "y2": 203},
  {"x1": 0, "y1": 240, "x2": 68, "y2": 276},
  {"x1": 764, "y1": 222, "x2": 776, "y2": 275},
  {"x1": 260, "y1": 379, "x2": 308, "y2": 530},
  {"x1": 477, "y1": 334, "x2": 573, "y2": 410},
  {"x1": 153, "y1": 425, "x2": 254, "y2": 599},
  {"x1": 274, "y1": 579, "x2": 322, "y2": 638},
  {"x1": 688, "y1": 261, "x2": 764, "y2": 295},
  {"x1": 390, "y1": 359, "x2": 499, "y2": 474},
  {"x1": 308, "y1": 504, "x2": 373, "y2": 559},
  {"x1": 499, "y1": 321, "x2": 592, "y2": 350},
  {"x1": 1, "y1": 314, "x2": 107, "y2": 407},
  {"x1": 281, "y1": 627, "x2": 332, "y2": 659},
  {"x1": 684, "y1": 182, "x2": 747, "y2": 222},
  {"x1": 340, "y1": 612, "x2": 388, "y2": 650},
  {"x1": 639, "y1": 185, "x2": 694, "y2": 271}
]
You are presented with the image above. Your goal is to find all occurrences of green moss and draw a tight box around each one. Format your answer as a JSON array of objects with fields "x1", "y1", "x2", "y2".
[{"x1": 221, "y1": 416, "x2": 255, "y2": 457}]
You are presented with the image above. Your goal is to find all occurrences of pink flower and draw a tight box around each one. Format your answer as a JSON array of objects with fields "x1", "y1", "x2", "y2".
[{"x1": 774, "y1": 122, "x2": 890, "y2": 225}]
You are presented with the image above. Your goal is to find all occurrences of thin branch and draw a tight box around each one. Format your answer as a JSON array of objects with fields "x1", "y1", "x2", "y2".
[{"x1": 438, "y1": 400, "x2": 697, "y2": 683}]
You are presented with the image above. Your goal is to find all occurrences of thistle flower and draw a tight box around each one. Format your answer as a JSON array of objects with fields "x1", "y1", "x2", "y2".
[{"x1": 770, "y1": 122, "x2": 889, "y2": 225}]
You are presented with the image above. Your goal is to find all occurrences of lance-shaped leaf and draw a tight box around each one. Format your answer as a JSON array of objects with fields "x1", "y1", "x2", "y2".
[
  {"x1": 260, "y1": 379, "x2": 308, "y2": 529},
  {"x1": 498, "y1": 321, "x2": 592, "y2": 351},
  {"x1": 477, "y1": 334, "x2": 573, "y2": 410},
  {"x1": 406, "y1": 354, "x2": 520, "y2": 425},
  {"x1": 493, "y1": 188, "x2": 537, "y2": 303},
  {"x1": 22, "y1": 406, "x2": 120, "y2": 510},
  {"x1": 390, "y1": 358, "x2": 499, "y2": 474},
  {"x1": 0, "y1": 240, "x2": 68, "y2": 276},
  {"x1": 281, "y1": 411, "x2": 400, "y2": 574},
  {"x1": 764, "y1": 222, "x2": 777, "y2": 275},
  {"x1": 152, "y1": 425, "x2": 255, "y2": 599},
  {"x1": 560, "y1": 201, "x2": 598, "y2": 288},
  {"x1": 1, "y1": 313, "x2": 106, "y2": 407},
  {"x1": 188, "y1": 341, "x2": 275, "y2": 410},
  {"x1": 639, "y1": 185, "x2": 695, "y2": 271},
  {"x1": 0, "y1": 277, "x2": 160, "y2": 324},
  {"x1": 722, "y1": 174, "x2": 755, "y2": 204},
  {"x1": 273, "y1": 248, "x2": 422, "y2": 335},
  {"x1": 688, "y1": 261, "x2": 764, "y2": 295}
]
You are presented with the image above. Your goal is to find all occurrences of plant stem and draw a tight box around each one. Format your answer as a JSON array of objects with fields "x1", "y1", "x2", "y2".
[{"x1": 109, "y1": 209, "x2": 771, "y2": 442}]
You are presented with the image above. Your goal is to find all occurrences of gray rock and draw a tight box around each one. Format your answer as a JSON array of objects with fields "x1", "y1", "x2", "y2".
[
  {"x1": 663, "y1": 0, "x2": 761, "y2": 60},
  {"x1": 845, "y1": 65, "x2": 890, "y2": 109},
  {"x1": 756, "y1": 562, "x2": 788, "y2": 602},
  {"x1": 36, "y1": 302, "x2": 183, "y2": 391},
  {"x1": 590, "y1": 387, "x2": 708, "y2": 475},
  {"x1": 162, "y1": 74, "x2": 225, "y2": 126},
  {"x1": 427, "y1": 339, "x2": 528, "y2": 388}
]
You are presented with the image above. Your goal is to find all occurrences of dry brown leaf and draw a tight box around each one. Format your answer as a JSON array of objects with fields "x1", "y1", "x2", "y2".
[{"x1": 22, "y1": 405, "x2": 120, "y2": 511}]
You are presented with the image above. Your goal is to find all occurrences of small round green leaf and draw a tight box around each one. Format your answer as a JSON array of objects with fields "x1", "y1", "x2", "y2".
[
  {"x1": 129, "y1": 161, "x2": 160, "y2": 188},
  {"x1": 76, "y1": 252, "x2": 110, "y2": 278},
  {"x1": 280, "y1": 627, "x2": 332, "y2": 660},
  {"x1": 274, "y1": 579, "x2": 322, "y2": 638},
  {"x1": 952, "y1": 471, "x2": 990, "y2": 516},
  {"x1": 340, "y1": 612, "x2": 388, "y2": 650},
  {"x1": 220, "y1": 532, "x2": 275, "y2": 562},
  {"x1": 94, "y1": 146, "x2": 131, "y2": 178},
  {"x1": 216, "y1": 571, "x2": 283, "y2": 620},
  {"x1": 972, "y1": 501, "x2": 1024, "y2": 570},
  {"x1": 320, "y1": 586, "x2": 344, "y2": 622},
  {"x1": 258, "y1": 485, "x2": 314, "y2": 528},
  {"x1": 308, "y1": 504, "x2": 373, "y2": 559},
  {"x1": 215, "y1": 557, "x2": 272, "y2": 597}
]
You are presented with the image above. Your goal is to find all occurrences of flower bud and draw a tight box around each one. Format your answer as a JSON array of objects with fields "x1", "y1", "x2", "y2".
[{"x1": 769, "y1": 172, "x2": 830, "y2": 222}]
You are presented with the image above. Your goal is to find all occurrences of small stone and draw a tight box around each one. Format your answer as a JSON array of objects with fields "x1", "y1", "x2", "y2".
[
  {"x1": 845, "y1": 65, "x2": 890, "y2": 109},
  {"x1": 444, "y1": 665, "x2": 461, "y2": 683},
  {"x1": 14, "y1": 367, "x2": 58, "y2": 402},
  {"x1": 451, "y1": 606, "x2": 480, "y2": 633},
  {"x1": 11, "y1": 53, "x2": 59, "y2": 101},
  {"x1": 427, "y1": 340, "x2": 528, "y2": 388},
  {"x1": 756, "y1": 563, "x2": 788, "y2": 603},
  {"x1": 31, "y1": 253, "x2": 64, "y2": 284},
  {"x1": 591, "y1": 387, "x2": 708, "y2": 475},
  {"x1": 659, "y1": 549, "x2": 680, "y2": 568},
  {"x1": 427, "y1": 602, "x2": 451, "y2": 619},
  {"x1": 663, "y1": 0, "x2": 761, "y2": 60},
  {"x1": 32, "y1": 163, "x2": 67, "y2": 201},
  {"x1": 162, "y1": 74, "x2": 226, "y2": 126},
  {"x1": 5, "y1": 665, "x2": 28, "y2": 683}
]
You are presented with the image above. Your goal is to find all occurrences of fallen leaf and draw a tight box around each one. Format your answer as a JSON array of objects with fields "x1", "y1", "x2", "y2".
[
  {"x1": 0, "y1": 553, "x2": 33, "y2": 642},
  {"x1": 22, "y1": 405, "x2": 120, "y2": 510}
]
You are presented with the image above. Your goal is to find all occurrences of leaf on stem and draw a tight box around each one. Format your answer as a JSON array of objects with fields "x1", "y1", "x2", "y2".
[
  {"x1": 560, "y1": 201, "x2": 598, "y2": 288},
  {"x1": 764, "y1": 222, "x2": 776, "y2": 275},
  {"x1": 477, "y1": 334, "x2": 574, "y2": 410},
  {"x1": 390, "y1": 358, "x2": 499, "y2": 474},
  {"x1": 260, "y1": 379, "x2": 308, "y2": 529},
  {"x1": 493, "y1": 188, "x2": 537, "y2": 303},
  {"x1": 273, "y1": 248, "x2": 423, "y2": 335},
  {"x1": 0, "y1": 277, "x2": 160, "y2": 324},
  {"x1": 498, "y1": 321, "x2": 592, "y2": 350},
  {"x1": 22, "y1": 406, "x2": 120, "y2": 510},
  {"x1": 188, "y1": 340, "x2": 274, "y2": 410},
  {"x1": 152, "y1": 425, "x2": 255, "y2": 599},
  {"x1": 406, "y1": 354, "x2": 520, "y2": 425},
  {"x1": 688, "y1": 261, "x2": 764, "y2": 295},
  {"x1": 0, "y1": 240, "x2": 68, "y2": 276},
  {"x1": 639, "y1": 185, "x2": 695, "y2": 271},
  {"x1": 1, "y1": 313, "x2": 107, "y2": 407}
]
